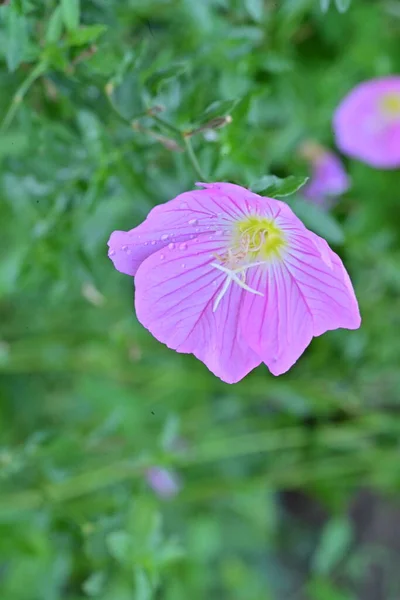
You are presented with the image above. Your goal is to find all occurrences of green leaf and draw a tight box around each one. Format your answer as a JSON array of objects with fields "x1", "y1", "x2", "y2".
[
  {"x1": 5, "y1": 6, "x2": 27, "y2": 72},
  {"x1": 291, "y1": 198, "x2": 345, "y2": 245},
  {"x1": 82, "y1": 571, "x2": 106, "y2": 597},
  {"x1": 42, "y1": 45, "x2": 69, "y2": 71},
  {"x1": 320, "y1": 0, "x2": 331, "y2": 11},
  {"x1": 106, "y1": 531, "x2": 132, "y2": 564},
  {"x1": 335, "y1": 0, "x2": 351, "y2": 12},
  {"x1": 312, "y1": 518, "x2": 353, "y2": 575},
  {"x1": 67, "y1": 24, "x2": 107, "y2": 47},
  {"x1": 244, "y1": 0, "x2": 263, "y2": 22},
  {"x1": 146, "y1": 62, "x2": 187, "y2": 94},
  {"x1": 198, "y1": 99, "x2": 239, "y2": 124},
  {"x1": 134, "y1": 568, "x2": 153, "y2": 600},
  {"x1": 250, "y1": 175, "x2": 309, "y2": 198},
  {"x1": 308, "y1": 577, "x2": 354, "y2": 600},
  {"x1": 61, "y1": 0, "x2": 80, "y2": 32},
  {"x1": 45, "y1": 5, "x2": 64, "y2": 44}
]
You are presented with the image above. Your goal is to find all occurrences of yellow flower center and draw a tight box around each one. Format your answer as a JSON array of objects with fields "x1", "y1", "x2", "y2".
[
  {"x1": 211, "y1": 216, "x2": 287, "y2": 312},
  {"x1": 380, "y1": 93, "x2": 400, "y2": 117},
  {"x1": 235, "y1": 216, "x2": 286, "y2": 261}
]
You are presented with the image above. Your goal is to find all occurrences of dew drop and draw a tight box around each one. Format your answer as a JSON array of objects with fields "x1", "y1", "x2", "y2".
[
  {"x1": 188, "y1": 218, "x2": 198, "y2": 225},
  {"x1": 179, "y1": 242, "x2": 187, "y2": 250},
  {"x1": 144, "y1": 241, "x2": 148, "y2": 246},
  {"x1": 181, "y1": 263, "x2": 186, "y2": 268},
  {"x1": 109, "y1": 249, "x2": 115, "y2": 257},
  {"x1": 151, "y1": 240, "x2": 157, "y2": 245},
  {"x1": 160, "y1": 254, "x2": 165, "y2": 260},
  {"x1": 161, "y1": 234, "x2": 169, "y2": 241},
  {"x1": 122, "y1": 245, "x2": 128, "y2": 251},
  {"x1": 168, "y1": 242, "x2": 175, "y2": 250}
]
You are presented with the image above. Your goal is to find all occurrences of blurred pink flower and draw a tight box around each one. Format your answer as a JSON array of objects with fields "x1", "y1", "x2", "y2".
[
  {"x1": 334, "y1": 76, "x2": 400, "y2": 168},
  {"x1": 146, "y1": 467, "x2": 180, "y2": 499},
  {"x1": 108, "y1": 182, "x2": 361, "y2": 383},
  {"x1": 300, "y1": 141, "x2": 350, "y2": 208}
]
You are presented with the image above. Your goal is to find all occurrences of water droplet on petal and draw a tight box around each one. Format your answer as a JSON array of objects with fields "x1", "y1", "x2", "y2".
[
  {"x1": 168, "y1": 242, "x2": 175, "y2": 250},
  {"x1": 144, "y1": 242, "x2": 148, "y2": 246},
  {"x1": 151, "y1": 240, "x2": 156, "y2": 245},
  {"x1": 188, "y1": 218, "x2": 198, "y2": 225},
  {"x1": 161, "y1": 234, "x2": 169, "y2": 241},
  {"x1": 179, "y1": 242, "x2": 187, "y2": 250},
  {"x1": 122, "y1": 245, "x2": 128, "y2": 251},
  {"x1": 109, "y1": 249, "x2": 115, "y2": 257},
  {"x1": 160, "y1": 254, "x2": 165, "y2": 260},
  {"x1": 181, "y1": 263, "x2": 186, "y2": 268}
]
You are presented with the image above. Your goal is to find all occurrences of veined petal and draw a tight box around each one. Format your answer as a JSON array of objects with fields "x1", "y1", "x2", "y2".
[
  {"x1": 241, "y1": 261, "x2": 314, "y2": 376},
  {"x1": 134, "y1": 237, "x2": 261, "y2": 383},
  {"x1": 107, "y1": 185, "x2": 259, "y2": 277},
  {"x1": 284, "y1": 232, "x2": 361, "y2": 336},
  {"x1": 241, "y1": 228, "x2": 360, "y2": 375}
]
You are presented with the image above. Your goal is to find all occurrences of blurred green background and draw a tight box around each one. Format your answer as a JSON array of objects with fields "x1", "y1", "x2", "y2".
[{"x1": 1, "y1": 0, "x2": 400, "y2": 598}]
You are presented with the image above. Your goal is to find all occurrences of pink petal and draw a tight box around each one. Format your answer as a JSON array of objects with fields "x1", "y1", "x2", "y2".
[
  {"x1": 241, "y1": 261, "x2": 315, "y2": 376},
  {"x1": 284, "y1": 231, "x2": 361, "y2": 336},
  {"x1": 134, "y1": 237, "x2": 261, "y2": 384},
  {"x1": 241, "y1": 225, "x2": 360, "y2": 375},
  {"x1": 107, "y1": 186, "x2": 256, "y2": 277},
  {"x1": 334, "y1": 77, "x2": 400, "y2": 168}
]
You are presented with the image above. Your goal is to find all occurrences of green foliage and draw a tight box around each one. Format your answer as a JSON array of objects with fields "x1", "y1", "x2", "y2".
[
  {"x1": 1, "y1": 0, "x2": 400, "y2": 599},
  {"x1": 250, "y1": 174, "x2": 309, "y2": 197}
]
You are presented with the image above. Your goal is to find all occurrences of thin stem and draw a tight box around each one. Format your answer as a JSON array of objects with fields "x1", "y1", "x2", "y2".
[
  {"x1": 183, "y1": 135, "x2": 207, "y2": 181},
  {"x1": 1, "y1": 62, "x2": 48, "y2": 132},
  {"x1": 151, "y1": 113, "x2": 182, "y2": 136},
  {"x1": 104, "y1": 89, "x2": 135, "y2": 127},
  {"x1": 104, "y1": 87, "x2": 208, "y2": 181}
]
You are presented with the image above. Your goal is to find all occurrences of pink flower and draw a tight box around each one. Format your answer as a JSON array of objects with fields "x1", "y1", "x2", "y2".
[
  {"x1": 108, "y1": 183, "x2": 361, "y2": 383},
  {"x1": 300, "y1": 141, "x2": 350, "y2": 208},
  {"x1": 333, "y1": 76, "x2": 400, "y2": 168},
  {"x1": 145, "y1": 467, "x2": 180, "y2": 499}
]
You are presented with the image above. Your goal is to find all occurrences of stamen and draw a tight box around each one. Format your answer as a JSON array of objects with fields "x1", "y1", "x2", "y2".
[{"x1": 211, "y1": 262, "x2": 264, "y2": 312}]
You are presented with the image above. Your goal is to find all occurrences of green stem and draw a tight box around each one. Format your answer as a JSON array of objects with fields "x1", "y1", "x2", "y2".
[
  {"x1": 151, "y1": 114, "x2": 182, "y2": 136},
  {"x1": 140, "y1": 113, "x2": 208, "y2": 181},
  {"x1": 183, "y1": 135, "x2": 207, "y2": 181},
  {"x1": 1, "y1": 62, "x2": 47, "y2": 132}
]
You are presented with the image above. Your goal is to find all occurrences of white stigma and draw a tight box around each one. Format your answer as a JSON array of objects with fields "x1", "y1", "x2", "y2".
[{"x1": 211, "y1": 262, "x2": 265, "y2": 312}]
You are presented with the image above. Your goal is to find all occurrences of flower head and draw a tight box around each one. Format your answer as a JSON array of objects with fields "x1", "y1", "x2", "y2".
[
  {"x1": 300, "y1": 141, "x2": 350, "y2": 208},
  {"x1": 108, "y1": 183, "x2": 361, "y2": 383},
  {"x1": 333, "y1": 76, "x2": 400, "y2": 168},
  {"x1": 145, "y1": 467, "x2": 180, "y2": 499}
]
